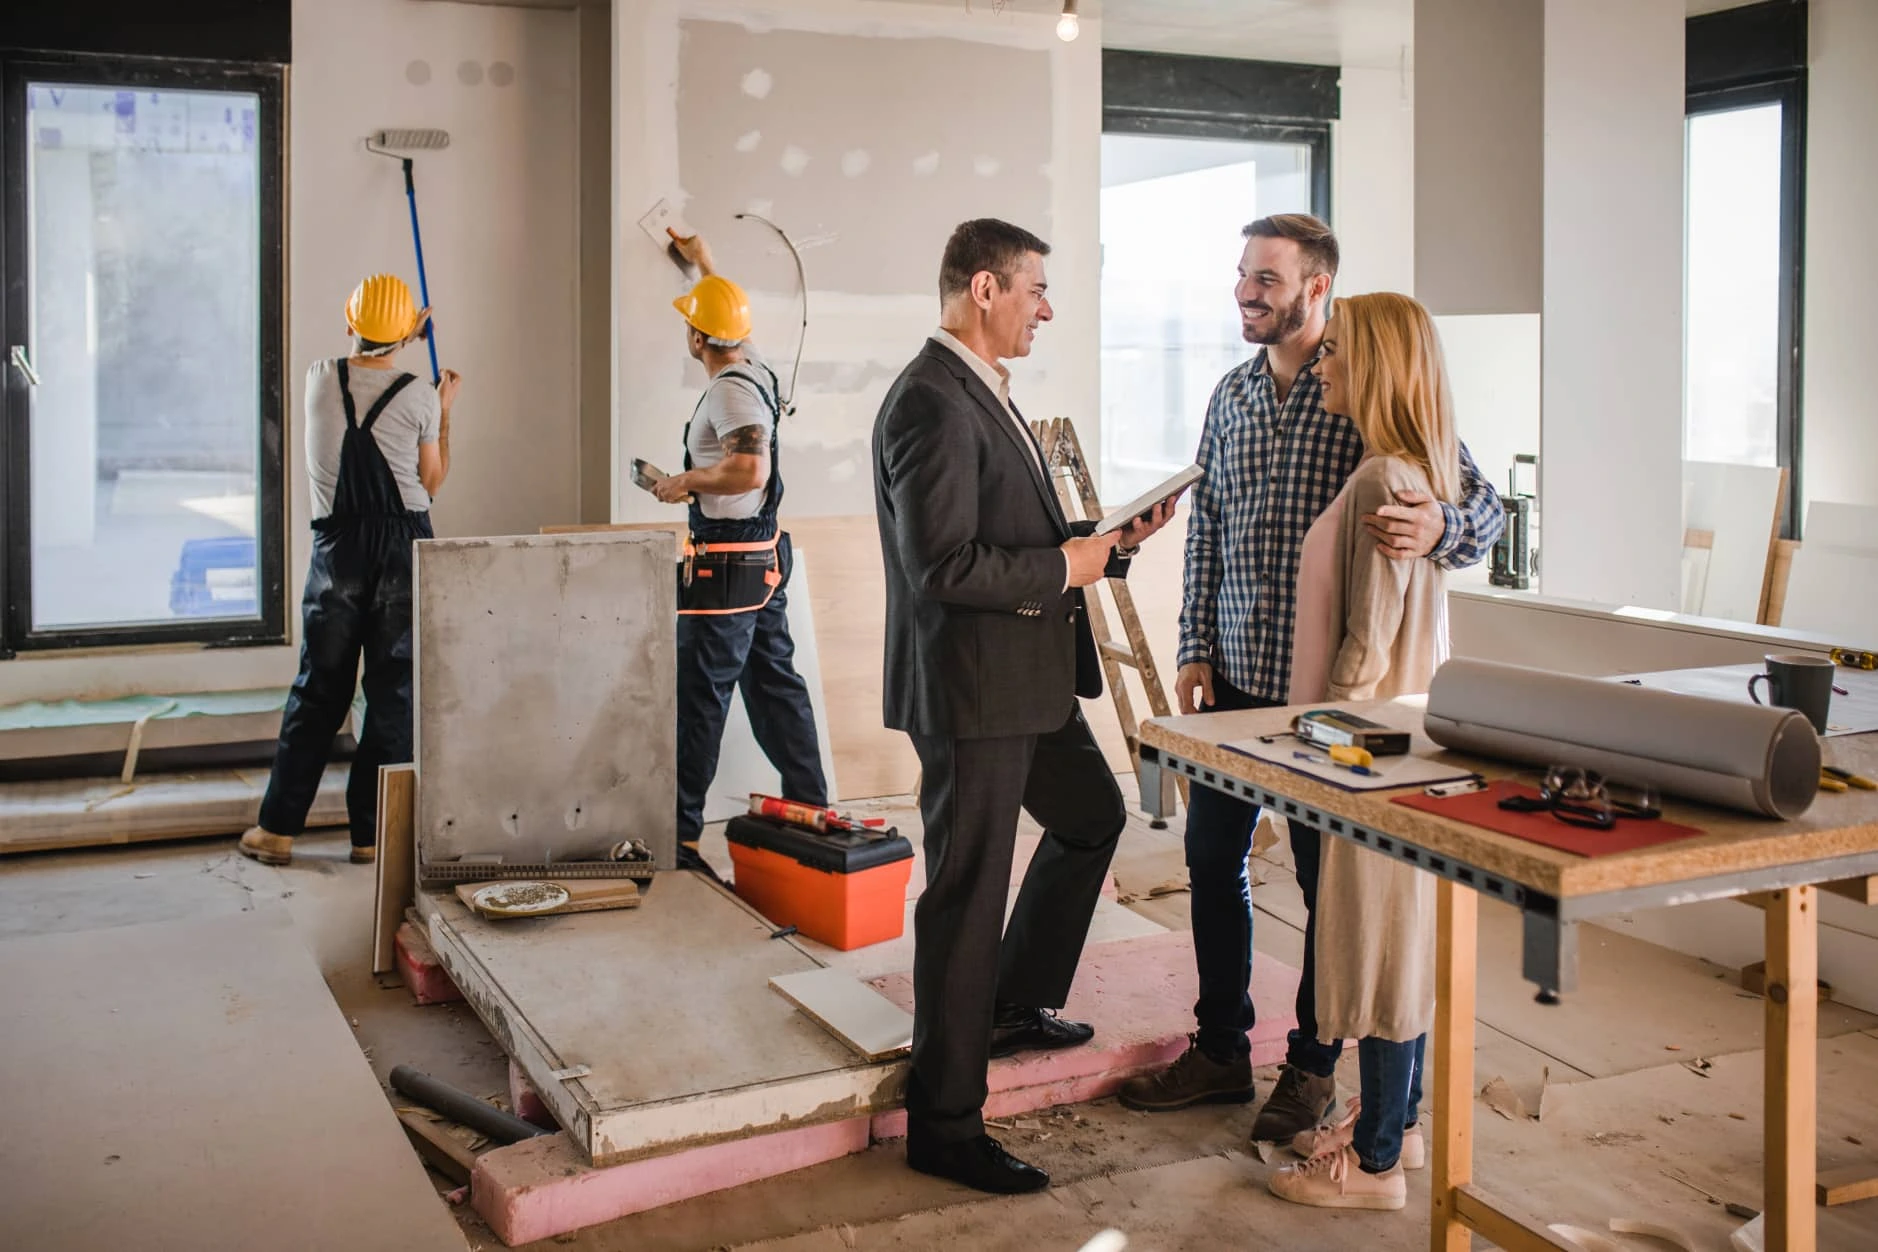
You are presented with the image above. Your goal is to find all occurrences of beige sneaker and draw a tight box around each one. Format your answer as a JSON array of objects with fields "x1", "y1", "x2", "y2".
[
  {"x1": 237, "y1": 827, "x2": 294, "y2": 866},
  {"x1": 1268, "y1": 1142, "x2": 1407, "y2": 1211},
  {"x1": 1289, "y1": 1099, "x2": 1425, "y2": 1170}
]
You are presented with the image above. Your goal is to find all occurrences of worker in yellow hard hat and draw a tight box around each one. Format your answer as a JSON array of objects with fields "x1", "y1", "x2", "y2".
[
  {"x1": 239, "y1": 273, "x2": 463, "y2": 868},
  {"x1": 653, "y1": 230, "x2": 826, "y2": 872}
]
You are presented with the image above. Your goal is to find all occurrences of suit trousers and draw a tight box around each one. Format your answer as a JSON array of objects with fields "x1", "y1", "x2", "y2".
[{"x1": 904, "y1": 707, "x2": 1126, "y2": 1143}]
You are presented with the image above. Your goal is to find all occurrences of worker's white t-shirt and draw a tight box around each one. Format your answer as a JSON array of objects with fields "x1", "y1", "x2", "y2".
[
  {"x1": 685, "y1": 352, "x2": 778, "y2": 521},
  {"x1": 304, "y1": 358, "x2": 441, "y2": 518}
]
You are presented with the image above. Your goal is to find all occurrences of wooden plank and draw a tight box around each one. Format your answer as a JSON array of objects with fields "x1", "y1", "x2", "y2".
[
  {"x1": 1765, "y1": 886, "x2": 1819, "y2": 1252},
  {"x1": 0, "y1": 911, "x2": 466, "y2": 1251},
  {"x1": 539, "y1": 520, "x2": 686, "y2": 557},
  {"x1": 786, "y1": 515, "x2": 919, "y2": 801},
  {"x1": 1431, "y1": 879, "x2": 1479, "y2": 1252},
  {"x1": 1763, "y1": 538, "x2": 1801, "y2": 627},
  {"x1": 398, "y1": 1111, "x2": 477, "y2": 1186},
  {"x1": 1683, "y1": 461, "x2": 1784, "y2": 622},
  {"x1": 0, "y1": 763, "x2": 349, "y2": 856},
  {"x1": 1741, "y1": 877, "x2": 1877, "y2": 909},
  {"x1": 769, "y1": 968, "x2": 914, "y2": 1061},
  {"x1": 375, "y1": 764, "x2": 417, "y2": 975},
  {"x1": 1816, "y1": 1164, "x2": 1878, "y2": 1207},
  {"x1": 1452, "y1": 1185, "x2": 1584, "y2": 1251},
  {"x1": 1140, "y1": 701, "x2": 1878, "y2": 900},
  {"x1": 452, "y1": 877, "x2": 642, "y2": 918}
]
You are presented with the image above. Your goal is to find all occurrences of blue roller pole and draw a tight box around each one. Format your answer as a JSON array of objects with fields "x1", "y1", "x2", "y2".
[{"x1": 402, "y1": 159, "x2": 440, "y2": 385}]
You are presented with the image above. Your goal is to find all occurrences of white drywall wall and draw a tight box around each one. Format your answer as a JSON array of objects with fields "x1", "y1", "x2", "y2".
[
  {"x1": 1333, "y1": 64, "x2": 1415, "y2": 300},
  {"x1": 1539, "y1": 0, "x2": 1684, "y2": 610},
  {"x1": 4, "y1": 0, "x2": 583, "y2": 704},
  {"x1": 1803, "y1": 0, "x2": 1878, "y2": 517},
  {"x1": 612, "y1": 0, "x2": 1101, "y2": 522}
]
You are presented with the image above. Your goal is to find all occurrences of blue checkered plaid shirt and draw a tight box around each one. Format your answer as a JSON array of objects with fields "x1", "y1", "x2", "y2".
[{"x1": 1177, "y1": 347, "x2": 1505, "y2": 703}]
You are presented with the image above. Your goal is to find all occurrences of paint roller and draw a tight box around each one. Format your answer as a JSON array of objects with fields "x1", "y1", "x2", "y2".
[{"x1": 366, "y1": 128, "x2": 450, "y2": 384}]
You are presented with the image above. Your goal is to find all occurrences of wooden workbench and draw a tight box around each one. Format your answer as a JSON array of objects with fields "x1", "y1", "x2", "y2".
[{"x1": 1139, "y1": 698, "x2": 1878, "y2": 1252}]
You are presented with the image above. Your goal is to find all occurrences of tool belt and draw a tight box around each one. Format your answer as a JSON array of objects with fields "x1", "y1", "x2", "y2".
[{"x1": 677, "y1": 531, "x2": 783, "y2": 616}]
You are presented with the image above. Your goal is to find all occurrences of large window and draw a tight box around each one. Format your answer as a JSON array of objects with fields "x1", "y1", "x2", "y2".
[
  {"x1": 1099, "y1": 51, "x2": 1335, "y2": 502},
  {"x1": 1100, "y1": 134, "x2": 1317, "y2": 503},
  {"x1": 1, "y1": 54, "x2": 285, "y2": 654},
  {"x1": 1684, "y1": 2, "x2": 1807, "y2": 537}
]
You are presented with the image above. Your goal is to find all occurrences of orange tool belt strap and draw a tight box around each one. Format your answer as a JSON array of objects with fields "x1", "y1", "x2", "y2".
[{"x1": 677, "y1": 531, "x2": 783, "y2": 616}]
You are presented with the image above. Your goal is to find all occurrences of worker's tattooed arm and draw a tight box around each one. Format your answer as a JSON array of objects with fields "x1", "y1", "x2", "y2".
[{"x1": 657, "y1": 424, "x2": 772, "y2": 501}]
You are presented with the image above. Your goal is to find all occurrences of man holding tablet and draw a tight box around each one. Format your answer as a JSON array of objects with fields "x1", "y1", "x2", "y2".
[{"x1": 873, "y1": 218, "x2": 1180, "y2": 1195}]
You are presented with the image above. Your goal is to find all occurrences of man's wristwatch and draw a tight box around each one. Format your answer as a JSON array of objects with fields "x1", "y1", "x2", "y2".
[{"x1": 1114, "y1": 542, "x2": 1140, "y2": 559}]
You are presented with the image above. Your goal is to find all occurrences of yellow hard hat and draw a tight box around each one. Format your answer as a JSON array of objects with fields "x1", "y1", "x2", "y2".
[
  {"x1": 345, "y1": 273, "x2": 420, "y2": 344},
  {"x1": 673, "y1": 275, "x2": 752, "y2": 342}
]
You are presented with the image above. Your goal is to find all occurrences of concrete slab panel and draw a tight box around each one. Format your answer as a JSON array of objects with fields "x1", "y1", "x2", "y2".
[
  {"x1": 0, "y1": 910, "x2": 465, "y2": 1252},
  {"x1": 415, "y1": 531, "x2": 677, "y2": 870}
]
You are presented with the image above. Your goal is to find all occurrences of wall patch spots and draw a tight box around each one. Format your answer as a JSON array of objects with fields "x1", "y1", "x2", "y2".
[
  {"x1": 735, "y1": 129, "x2": 763, "y2": 153},
  {"x1": 457, "y1": 61, "x2": 485, "y2": 87},
  {"x1": 779, "y1": 145, "x2": 810, "y2": 176},
  {"x1": 488, "y1": 62, "x2": 516, "y2": 88},
  {"x1": 912, "y1": 151, "x2": 941, "y2": 177},
  {"x1": 741, "y1": 68, "x2": 774, "y2": 99},
  {"x1": 405, "y1": 61, "x2": 432, "y2": 87},
  {"x1": 841, "y1": 149, "x2": 871, "y2": 178},
  {"x1": 973, "y1": 155, "x2": 1001, "y2": 178}
]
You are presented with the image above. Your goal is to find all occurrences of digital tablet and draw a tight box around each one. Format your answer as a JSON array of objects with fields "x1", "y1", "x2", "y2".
[{"x1": 1093, "y1": 463, "x2": 1204, "y2": 536}]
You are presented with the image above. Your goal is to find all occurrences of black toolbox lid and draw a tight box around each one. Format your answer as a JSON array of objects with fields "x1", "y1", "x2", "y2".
[{"x1": 725, "y1": 814, "x2": 913, "y2": 874}]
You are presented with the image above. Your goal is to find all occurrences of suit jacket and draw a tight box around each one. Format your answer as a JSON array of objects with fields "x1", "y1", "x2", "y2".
[{"x1": 872, "y1": 338, "x2": 1129, "y2": 739}]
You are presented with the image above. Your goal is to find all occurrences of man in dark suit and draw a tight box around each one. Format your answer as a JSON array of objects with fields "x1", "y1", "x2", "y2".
[{"x1": 872, "y1": 219, "x2": 1179, "y2": 1194}]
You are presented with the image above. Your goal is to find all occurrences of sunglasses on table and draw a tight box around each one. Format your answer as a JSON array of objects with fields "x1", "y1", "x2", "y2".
[{"x1": 1497, "y1": 765, "x2": 1662, "y2": 831}]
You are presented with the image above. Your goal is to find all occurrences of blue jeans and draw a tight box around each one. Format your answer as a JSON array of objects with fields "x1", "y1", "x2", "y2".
[
  {"x1": 675, "y1": 533, "x2": 827, "y2": 849},
  {"x1": 1355, "y1": 1034, "x2": 1425, "y2": 1172},
  {"x1": 1184, "y1": 676, "x2": 1343, "y2": 1075}
]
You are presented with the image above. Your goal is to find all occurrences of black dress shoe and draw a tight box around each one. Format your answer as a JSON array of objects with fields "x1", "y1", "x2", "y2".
[
  {"x1": 989, "y1": 1005, "x2": 1095, "y2": 1059},
  {"x1": 907, "y1": 1133, "x2": 1050, "y2": 1194}
]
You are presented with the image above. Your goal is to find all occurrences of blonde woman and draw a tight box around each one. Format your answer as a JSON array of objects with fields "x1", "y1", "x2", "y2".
[{"x1": 1267, "y1": 292, "x2": 1457, "y2": 1211}]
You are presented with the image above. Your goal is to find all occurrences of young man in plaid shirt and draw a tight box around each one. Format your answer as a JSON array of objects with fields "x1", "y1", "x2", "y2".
[{"x1": 1118, "y1": 214, "x2": 1504, "y2": 1141}]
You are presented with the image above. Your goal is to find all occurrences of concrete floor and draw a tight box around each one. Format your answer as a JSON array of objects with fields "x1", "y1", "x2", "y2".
[{"x1": 3, "y1": 793, "x2": 1877, "y2": 1251}]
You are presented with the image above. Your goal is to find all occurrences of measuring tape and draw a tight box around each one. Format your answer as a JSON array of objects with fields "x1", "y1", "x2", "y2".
[{"x1": 1832, "y1": 647, "x2": 1877, "y2": 671}]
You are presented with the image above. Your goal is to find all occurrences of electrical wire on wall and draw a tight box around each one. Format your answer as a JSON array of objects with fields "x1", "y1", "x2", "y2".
[{"x1": 733, "y1": 212, "x2": 808, "y2": 417}]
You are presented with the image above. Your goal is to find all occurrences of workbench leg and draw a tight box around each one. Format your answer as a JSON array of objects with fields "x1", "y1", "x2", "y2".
[
  {"x1": 1764, "y1": 886, "x2": 1818, "y2": 1252},
  {"x1": 1431, "y1": 878, "x2": 1478, "y2": 1252}
]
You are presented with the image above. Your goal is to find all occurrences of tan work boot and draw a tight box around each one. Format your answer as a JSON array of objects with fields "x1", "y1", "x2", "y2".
[
  {"x1": 237, "y1": 827, "x2": 293, "y2": 866},
  {"x1": 1268, "y1": 1142, "x2": 1407, "y2": 1211},
  {"x1": 350, "y1": 845, "x2": 377, "y2": 865},
  {"x1": 1250, "y1": 1064, "x2": 1337, "y2": 1142},
  {"x1": 1116, "y1": 1034, "x2": 1256, "y2": 1111},
  {"x1": 1290, "y1": 1098, "x2": 1425, "y2": 1170}
]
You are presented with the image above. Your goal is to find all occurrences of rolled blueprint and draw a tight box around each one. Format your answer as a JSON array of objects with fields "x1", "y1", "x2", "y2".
[{"x1": 1424, "y1": 658, "x2": 1820, "y2": 820}]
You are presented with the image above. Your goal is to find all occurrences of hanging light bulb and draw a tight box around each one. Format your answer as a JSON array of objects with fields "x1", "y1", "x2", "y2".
[{"x1": 1056, "y1": 0, "x2": 1080, "y2": 42}]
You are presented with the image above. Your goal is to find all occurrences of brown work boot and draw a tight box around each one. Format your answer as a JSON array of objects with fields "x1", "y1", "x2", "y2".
[
  {"x1": 237, "y1": 826, "x2": 293, "y2": 866},
  {"x1": 1250, "y1": 1064, "x2": 1337, "y2": 1142},
  {"x1": 1116, "y1": 1035, "x2": 1256, "y2": 1111},
  {"x1": 349, "y1": 844, "x2": 377, "y2": 865}
]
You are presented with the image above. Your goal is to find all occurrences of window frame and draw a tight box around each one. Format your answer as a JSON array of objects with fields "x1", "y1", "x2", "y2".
[
  {"x1": 1684, "y1": 0, "x2": 1808, "y2": 539},
  {"x1": 0, "y1": 50, "x2": 288, "y2": 656},
  {"x1": 1684, "y1": 77, "x2": 1807, "y2": 540},
  {"x1": 1101, "y1": 49, "x2": 1336, "y2": 222}
]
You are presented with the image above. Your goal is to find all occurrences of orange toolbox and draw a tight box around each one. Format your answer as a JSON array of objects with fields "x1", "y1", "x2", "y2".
[{"x1": 725, "y1": 814, "x2": 913, "y2": 951}]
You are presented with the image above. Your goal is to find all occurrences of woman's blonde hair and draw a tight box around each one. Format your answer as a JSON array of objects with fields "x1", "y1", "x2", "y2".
[{"x1": 1325, "y1": 292, "x2": 1461, "y2": 504}]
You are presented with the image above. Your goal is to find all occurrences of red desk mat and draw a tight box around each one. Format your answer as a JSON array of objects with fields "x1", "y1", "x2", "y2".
[{"x1": 1390, "y1": 780, "x2": 1707, "y2": 858}]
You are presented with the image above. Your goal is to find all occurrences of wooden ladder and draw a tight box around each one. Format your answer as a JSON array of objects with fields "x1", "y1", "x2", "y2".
[{"x1": 1032, "y1": 416, "x2": 1188, "y2": 817}]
